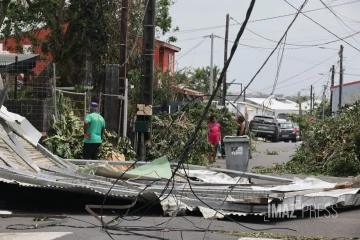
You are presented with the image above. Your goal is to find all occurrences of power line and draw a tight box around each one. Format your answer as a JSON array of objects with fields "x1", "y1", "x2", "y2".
[
  {"x1": 271, "y1": 33, "x2": 287, "y2": 95},
  {"x1": 284, "y1": 0, "x2": 360, "y2": 52},
  {"x1": 256, "y1": 53, "x2": 337, "y2": 92},
  {"x1": 319, "y1": 0, "x2": 360, "y2": 44},
  {"x1": 231, "y1": 17, "x2": 360, "y2": 48},
  {"x1": 164, "y1": 0, "x2": 360, "y2": 36},
  {"x1": 175, "y1": 37, "x2": 207, "y2": 62},
  {"x1": 233, "y1": 0, "x2": 310, "y2": 103}
]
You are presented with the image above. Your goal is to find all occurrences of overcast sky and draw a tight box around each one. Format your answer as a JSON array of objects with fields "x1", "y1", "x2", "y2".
[{"x1": 162, "y1": 0, "x2": 360, "y2": 99}]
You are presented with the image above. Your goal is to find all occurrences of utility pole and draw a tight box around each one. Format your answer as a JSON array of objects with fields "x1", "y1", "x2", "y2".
[
  {"x1": 330, "y1": 65, "x2": 335, "y2": 113},
  {"x1": 209, "y1": 33, "x2": 214, "y2": 95},
  {"x1": 298, "y1": 92, "x2": 302, "y2": 115},
  {"x1": 119, "y1": 0, "x2": 129, "y2": 136},
  {"x1": 310, "y1": 85, "x2": 312, "y2": 115},
  {"x1": 339, "y1": 45, "x2": 344, "y2": 110},
  {"x1": 313, "y1": 92, "x2": 315, "y2": 112},
  {"x1": 138, "y1": 0, "x2": 156, "y2": 159},
  {"x1": 322, "y1": 85, "x2": 327, "y2": 120},
  {"x1": 223, "y1": 14, "x2": 229, "y2": 105},
  {"x1": 313, "y1": 93, "x2": 315, "y2": 113}
]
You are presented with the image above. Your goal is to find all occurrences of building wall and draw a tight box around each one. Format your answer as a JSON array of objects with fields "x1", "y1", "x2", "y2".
[
  {"x1": 274, "y1": 109, "x2": 299, "y2": 118},
  {"x1": 0, "y1": 28, "x2": 56, "y2": 75},
  {"x1": 331, "y1": 82, "x2": 360, "y2": 112},
  {"x1": 161, "y1": 48, "x2": 175, "y2": 73},
  {"x1": 237, "y1": 102, "x2": 274, "y2": 122}
]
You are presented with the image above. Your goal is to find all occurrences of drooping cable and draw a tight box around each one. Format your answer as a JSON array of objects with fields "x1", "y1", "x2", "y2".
[
  {"x1": 233, "y1": 0, "x2": 309, "y2": 103},
  {"x1": 256, "y1": 53, "x2": 337, "y2": 93}
]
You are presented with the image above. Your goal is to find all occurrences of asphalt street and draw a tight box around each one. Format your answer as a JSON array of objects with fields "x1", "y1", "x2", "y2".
[{"x1": 0, "y1": 141, "x2": 359, "y2": 240}]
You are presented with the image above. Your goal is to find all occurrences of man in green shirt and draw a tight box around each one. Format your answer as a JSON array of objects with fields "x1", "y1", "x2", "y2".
[{"x1": 83, "y1": 102, "x2": 105, "y2": 159}]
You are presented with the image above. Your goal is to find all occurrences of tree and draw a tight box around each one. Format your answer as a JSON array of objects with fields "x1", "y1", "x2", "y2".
[
  {"x1": 1, "y1": 0, "x2": 177, "y2": 88},
  {"x1": 188, "y1": 65, "x2": 221, "y2": 94},
  {"x1": 0, "y1": 0, "x2": 11, "y2": 29},
  {"x1": 315, "y1": 100, "x2": 332, "y2": 119}
]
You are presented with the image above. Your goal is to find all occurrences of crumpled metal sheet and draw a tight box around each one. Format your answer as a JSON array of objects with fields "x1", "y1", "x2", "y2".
[
  {"x1": 178, "y1": 169, "x2": 250, "y2": 184},
  {"x1": 252, "y1": 177, "x2": 337, "y2": 192},
  {"x1": 0, "y1": 106, "x2": 42, "y2": 146}
]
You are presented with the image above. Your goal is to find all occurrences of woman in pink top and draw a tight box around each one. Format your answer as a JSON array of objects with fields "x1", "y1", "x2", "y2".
[{"x1": 207, "y1": 115, "x2": 221, "y2": 163}]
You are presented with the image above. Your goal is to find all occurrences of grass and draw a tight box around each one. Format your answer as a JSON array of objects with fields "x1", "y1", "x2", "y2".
[{"x1": 266, "y1": 150, "x2": 279, "y2": 155}]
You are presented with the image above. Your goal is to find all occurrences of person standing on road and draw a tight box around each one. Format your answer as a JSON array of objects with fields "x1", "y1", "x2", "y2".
[
  {"x1": 83, "y1": 102, "x2": 105, "y2": 160},
  {"x1": 236, "y1": 115, "x2": 246, "y2": 136},
  {"x1": 207, "y1": 115, "x2": 221, "y2": 163}
]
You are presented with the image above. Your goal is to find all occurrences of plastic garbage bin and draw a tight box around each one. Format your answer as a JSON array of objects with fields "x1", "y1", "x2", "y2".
[{"x1": 223, "y1": 135, "x2": 250, "y2": 172}]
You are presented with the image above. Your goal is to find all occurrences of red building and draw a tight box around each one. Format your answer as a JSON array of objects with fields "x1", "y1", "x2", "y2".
[
  {"x1": 0, "y1": 26, "x2": 181, "y2": 76},
  {"x1": 154, "y1": 40, "x2": 181, "y2": 73}
]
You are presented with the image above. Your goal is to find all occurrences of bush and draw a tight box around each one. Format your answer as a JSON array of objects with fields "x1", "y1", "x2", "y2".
[
  {"x1": 42, "y1": 92, "x2": 136, "y2": 160},
  {"x1": 147, "y1": 102, "x2": 237, "y2": 165},
  {"x1": 259, "y1": 103, "x2": 360, "y2": 177}
]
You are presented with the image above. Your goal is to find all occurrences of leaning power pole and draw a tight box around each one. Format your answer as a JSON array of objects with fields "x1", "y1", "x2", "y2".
[
  {"x1": 330, "y1": 65, "x2": 335, "y2": 113},
  {"x1": 339, "y1": 45, "x2": 344, "y2": 109},
  {"x1": 222, "y1": 14, "x2": 230, "y2": 105},
  {"x1": 119, "y1": 0, "x2": 129, "y2": 136}
]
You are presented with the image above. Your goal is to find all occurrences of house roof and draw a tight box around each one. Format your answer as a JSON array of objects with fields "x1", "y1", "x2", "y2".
[
  {"x1": 156, "y1": 40, "x2": 181, "y2": 52},
  {"x1": 330, "y1": 80, "x2": 360, "y2": 90},
  {"x1": 173, "y1": 85, "x2": 203, "y2": 96},
  {"x1": 246, "y1": 97, "x2": 298, "y2": 110},
  {"x1": 0, "y1": 54, "x2": 40, "y2": 72}
]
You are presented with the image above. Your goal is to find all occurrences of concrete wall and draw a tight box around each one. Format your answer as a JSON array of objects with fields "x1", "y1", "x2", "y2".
[{"x1": 236, "y1": 102, "x2": 274, "y2": 122}]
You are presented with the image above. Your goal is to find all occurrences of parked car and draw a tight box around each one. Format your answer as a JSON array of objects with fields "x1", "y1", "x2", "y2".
[
  {"x1": 249, "y1": 115, "x2": 279, "y2": 142},
  {"x1": 278, "y1": 122, "x2": 298, "y2": 142}
]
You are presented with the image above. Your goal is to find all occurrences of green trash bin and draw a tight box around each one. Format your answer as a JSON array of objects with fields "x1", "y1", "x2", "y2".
[{"x1": 223, "y1": 135, "x2": 250, "y2": 172}]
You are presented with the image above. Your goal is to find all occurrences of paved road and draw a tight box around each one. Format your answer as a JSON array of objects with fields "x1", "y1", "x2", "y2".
[{"x1": 0, "y1": 141, "x2": 359, "y2": 239}]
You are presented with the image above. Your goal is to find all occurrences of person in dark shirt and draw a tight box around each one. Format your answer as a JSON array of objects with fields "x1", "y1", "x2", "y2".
[{"x1": 236, "y1": 115, "x2": 246, "y2": 136}]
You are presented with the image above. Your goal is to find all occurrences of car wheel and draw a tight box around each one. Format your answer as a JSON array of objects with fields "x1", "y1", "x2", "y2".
[
  {"x1": 292, "y1": 138, "x2": 297, "y2": 142},
  {"x1": 284, "y1": 139, "x2": 289, "y2": 142}
]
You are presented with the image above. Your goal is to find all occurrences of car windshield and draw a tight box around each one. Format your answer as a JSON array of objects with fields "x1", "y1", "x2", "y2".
[{"x1": 279, "y1": 123, "x2": 293, "y2": 129}]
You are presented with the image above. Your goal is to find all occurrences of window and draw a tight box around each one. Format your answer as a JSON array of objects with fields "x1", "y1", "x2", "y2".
[
  {"x1": 23, "y1": 44, "x2": 32, "y2": 54},
  {"x1": 168, "y1": 54, "x2": 174, "y2": 73}
]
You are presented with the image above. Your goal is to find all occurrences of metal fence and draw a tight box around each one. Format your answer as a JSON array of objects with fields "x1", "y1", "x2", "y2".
[{"x1": 0, "y1": 54, "x2": 91, "y2": 133}]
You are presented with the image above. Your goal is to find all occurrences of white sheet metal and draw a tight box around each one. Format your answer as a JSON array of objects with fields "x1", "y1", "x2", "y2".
[
  {"x1": 179, "y1": 170, "x2": 249, "y2": 184},
  {"x1": 252, "y1": 177, "x2": 337, "y2": 192},
  {"x1": 0, "y1": 106, "x2": 42, "y2": 145}
]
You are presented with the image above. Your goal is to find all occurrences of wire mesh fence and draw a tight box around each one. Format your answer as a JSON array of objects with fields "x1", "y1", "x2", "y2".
[
  {"x1": 56, "y1": 89, "x2": 87, "y2": 120},
  {"x1": 0, "y1": 54, "x2": 55, "y2": 132}
]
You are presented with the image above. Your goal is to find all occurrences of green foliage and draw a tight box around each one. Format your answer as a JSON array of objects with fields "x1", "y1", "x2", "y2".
[
  {"x1": 42, "y1": 92, "x2": 136, "y2": 160},
  {"x1": 315, "y1": 100, "x2": 332, "y2": 120},
  {"x1": 266, "y1": 150, "x2": 279, "y2": 155},
  {"x1": 147, "y1": 102, "x2": 237, "y2": 165},
  {"x1": 260, "y1": 102, "x2": 360, "y2": 177},
  {"x1": 74, "y1": 84, "x2": 86, "y2": 93},
  {"x1": 2, "y1": 0, "x2": 176, "y2": 87},
  {"x1": 188, "y1": 65, "x2": 221, "y2": 94}
]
